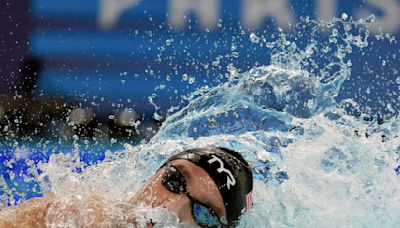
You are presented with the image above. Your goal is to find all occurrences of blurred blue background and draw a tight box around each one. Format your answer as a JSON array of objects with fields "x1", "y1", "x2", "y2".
[
  {"x1": 3, "y1": 0, "x2": 398, "y2": 118},
  {"x1": 0, "y1": 0, "x2": 399, "y2": 140}
]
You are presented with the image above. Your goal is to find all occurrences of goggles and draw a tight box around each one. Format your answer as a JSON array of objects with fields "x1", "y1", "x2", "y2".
[{"x1": 161, "y1": 164, "x2": 228, "y2": 227}]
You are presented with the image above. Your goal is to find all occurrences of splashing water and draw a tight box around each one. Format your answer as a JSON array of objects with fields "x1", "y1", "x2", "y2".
[{"x1": 1, "y1": 16, "x2": 399, "y2": 227}]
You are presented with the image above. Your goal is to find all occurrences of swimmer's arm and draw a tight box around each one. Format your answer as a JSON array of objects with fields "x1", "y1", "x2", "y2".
[
  {"x1": 0, "y1": 195, "x2": 118, "y2": 228},
  {"x1": 0, "y1": 196, "x2": 53, "y2": 228}
]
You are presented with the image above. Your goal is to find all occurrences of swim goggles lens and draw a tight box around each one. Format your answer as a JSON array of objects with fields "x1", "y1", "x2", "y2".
[
  {"x1": 161, "y1": 165, "x2": 187, "y2": 193},
  {"x1": 192, "y1": 202, "x2": 222, "y2": 227}
]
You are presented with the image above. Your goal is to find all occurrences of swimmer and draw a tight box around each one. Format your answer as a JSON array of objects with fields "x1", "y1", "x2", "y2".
[{"x1": 0, "y1": 147, "x2": 253, "y2": 227}]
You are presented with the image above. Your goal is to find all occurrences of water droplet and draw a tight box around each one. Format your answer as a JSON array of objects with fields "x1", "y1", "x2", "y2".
[
  {"x1": 250, "y1": 33, "x2": 260, "y2": 43},
  {"x1": 366, "y1": 15, "x2": 375, "y2": 24},
  {"x1": 188, "y1": 77, "x2": 196, "y2": 84},
  {"x1": 341, "y1": 13, "x2": 349, "y2": 21},
  {"x1": 208, "y1": 118, "x2": 217, "y2": 128},
  {"x1": 212, "y1": 60, "x2": 220, "y2": 67},
  {"x1": 231, "y1": 52, "x2": 239, "y2": 58},
  {"x1": 166, "y1": 38, "x2": 174, "y2": 46},
  {"x1": 227, "y1": 64, "x2": 238, "y2": 77},
  {"x1": 182, "y1": 74, "x2": 189, "y2": 81},
  {"x1": 153, "y1": 112, "x2": 162, "y2": 121},
  {"x1": 231, "y1": 43, "x2": 237, "y2": 51},
  {"x1": 332, "y1": 29, "x2": 338, "y2": 37},
  {"x1": 329, "y1": 36, "x2": 337, "y2": 44}
]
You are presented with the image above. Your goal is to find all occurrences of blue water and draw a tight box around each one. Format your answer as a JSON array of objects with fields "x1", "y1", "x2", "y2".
[{"x1": 1, "y1": 16, "x2": 400, "y2": 227}]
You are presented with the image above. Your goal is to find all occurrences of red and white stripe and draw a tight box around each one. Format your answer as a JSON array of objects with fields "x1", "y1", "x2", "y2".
[{"x1": 245, "y1": 191, "x2": 253, "y2": 210}]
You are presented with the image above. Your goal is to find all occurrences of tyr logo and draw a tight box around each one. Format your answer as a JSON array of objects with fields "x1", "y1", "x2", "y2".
[{"x1": 208, "y1": 155, "x2": 236, "y2": 189}]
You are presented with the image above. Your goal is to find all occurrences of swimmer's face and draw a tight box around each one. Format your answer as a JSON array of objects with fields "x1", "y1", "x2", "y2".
[{"x1": 128, "y1": 159, "x2": 227, "y2": 226}]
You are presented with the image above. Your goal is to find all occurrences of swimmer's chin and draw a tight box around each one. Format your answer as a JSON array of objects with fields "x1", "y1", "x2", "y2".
[
  {"x1": 145, "y1": 221, "x2": 199, "y2": 228},
  {"x1": 126, "y1": 204, "x2": 184, "y2": 227},
  {"x1": 177, "y1": 221, "x2": 200, "y2": 227},
  {"x1": 146, "y1": 222, "x2": 199, "y2": 228}
]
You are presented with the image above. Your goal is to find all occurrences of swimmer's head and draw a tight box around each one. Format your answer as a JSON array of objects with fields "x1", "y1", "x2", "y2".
[{"x1": 163, "y1": 147, "x2": 253, "y2": 226}]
